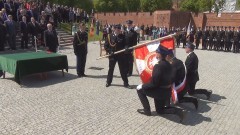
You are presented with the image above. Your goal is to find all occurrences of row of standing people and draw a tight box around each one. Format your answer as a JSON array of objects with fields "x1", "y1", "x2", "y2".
[
  {"x1": 0, "y1": 15, "x2": 58, "y2": 51},
  {"x1": 175, "y1": 26, "x2": 240, "y2": 53}
]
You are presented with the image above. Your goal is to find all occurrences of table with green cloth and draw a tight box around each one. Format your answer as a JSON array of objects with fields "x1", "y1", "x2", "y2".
[{"x1": 0, "y1": 51, "x2": 68, "y2": 84}]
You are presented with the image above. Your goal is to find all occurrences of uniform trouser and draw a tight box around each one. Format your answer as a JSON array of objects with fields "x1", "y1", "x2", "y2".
[
  {"x1": 238, "y1": 43, "x2": 240, "y2": 53},
  {"x1": 8, "y1": 34, "x2": 16, "y2": 50},
  {"x1": 233, "y1": 42, "x2": 238, "y2": 53},
  {"x1": 0, "y1": 70, "x2": 3, "y2": 77},
  {"x1": 182, "y1": 41, "x2": 186, "y2": 48},
  {"x1": 202, "y1": 39, "x2": 206, "y2": 49},
  {"x1": 176, "y1": 40, "x2": 180, "y2": 47},
  {"x1": 21, "y1": 34, "x2": 28, "y2": 49},
  {"x1": 209, "y1": 41, "x2": 213, "y2": 50},
  {"x1": 188, "y1": 81, "x2": 209, "y2": 97},
  {"x1": 137, "y1": 89, "x2": 182, "y2": 115},
  {"x1": 76, "y1": 53, "x2": 87, "y2": 76},
  {"x1": 220, "y1": 41, "x2": 224, "y2": 50},
  {"x1": 178, "y1": 89, "x2": 197, "y2": 105},
  {"x1": 225, "y1": 41, "x2": 232, "y2": 51},
  {"x1": 107, "y1": 56, "x2": 128, "y2": 85},
  {"x1": 126, "y1": 53, "x2": 134, "y2": 75},
  {"x1": 195, "y1": 39, "x2": 200, "y2": 49},
  {"x1": 0, "y1": 39, "x2": 5, "y2": 51}
]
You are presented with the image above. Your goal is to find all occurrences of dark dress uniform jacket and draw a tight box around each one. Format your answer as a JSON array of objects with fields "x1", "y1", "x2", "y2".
[
  {"x1": 44, "y1": 30, "x2": 59, "y2": 52},
  {"x1": 104, "y1": 33, "x2": 126, "y2": 57},
  {"x1": 171, "y1": 58, "x2": 188, "y2": 96},
  {"x1": 124, "y1": 28, "x2": 138, "y2": 51},
  {"x1": 185, "y1": 52, "x2": 199, "y2": 84},
  {"x1": 142, "y1": 60, "x2": 173, "y2": 100},
  {"x1": 73, "y1": 31, "x2": 88, "y2": 55}
]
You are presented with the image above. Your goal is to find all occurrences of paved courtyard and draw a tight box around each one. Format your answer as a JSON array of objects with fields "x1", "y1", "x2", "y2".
[{"x1": 0, "y1": 41, "x2": 239, "y2": 135}]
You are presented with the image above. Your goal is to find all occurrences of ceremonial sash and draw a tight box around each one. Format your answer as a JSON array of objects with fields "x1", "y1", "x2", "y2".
[{"x1": 171, "y1": 65, "x2": 187, "y2": 104}]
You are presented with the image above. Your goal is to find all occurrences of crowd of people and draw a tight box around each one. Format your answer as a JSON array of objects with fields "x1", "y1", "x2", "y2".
[
  {"x1": 0, "y1": 0, "x2": 90, "y2": 51},
  {"x1": 100, "y1": 24, "x2": 240, "y2": 53}
]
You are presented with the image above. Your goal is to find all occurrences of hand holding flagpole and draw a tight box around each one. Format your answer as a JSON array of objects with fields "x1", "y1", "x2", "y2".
[{"x1": 96, "y1": 33, "x2": 178, "y2": 60}]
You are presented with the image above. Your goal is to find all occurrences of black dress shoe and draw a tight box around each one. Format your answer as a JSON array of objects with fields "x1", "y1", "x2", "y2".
[
  {"x1": 78, "y1": 75, "x2": 82, "y2": 78},
  {"x1": 124, "y1": 84, "x2": 133, "y2": 89},
  {"x1": 127, "y1": 74, "x2": 132, "y2": 77},
  {"x1": 106, "y1": 83, "x2": 111, "y2": 87},
  {"x1": 82, "y1": 74, "x2": 87, "y2": 77},
  {"x1": 178, "y1": 110, "x2": 187, "y2": 123},
  {"x1": 137, "y1": 109, "x2": 151, "y2": 116},
  {"x1": 193, "y1": 99, "x2": 198, "y2": 110},
  {"x1": 207, "y1": 90, "x2": 212, "y2": 100}
]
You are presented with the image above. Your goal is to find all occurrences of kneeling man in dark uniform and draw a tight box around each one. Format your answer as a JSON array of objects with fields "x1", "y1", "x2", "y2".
[
  {"x1": 166, "y1": 50, "x2": 198, "y2": 110},
  {"x1": 136, "y1": 46, "x2": 186, "y2": 122},
  {"x1": 185, "y1": 42, "x2": 212, "y2": 99}
]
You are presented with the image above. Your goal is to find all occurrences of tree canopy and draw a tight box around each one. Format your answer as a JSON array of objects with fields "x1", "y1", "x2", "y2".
[
  {"x1": 179, "y1": 0, "x2": 226, "y2": 13},
  {"x1": 93, "y1": 0, "x2": 172, "y2": 12}
]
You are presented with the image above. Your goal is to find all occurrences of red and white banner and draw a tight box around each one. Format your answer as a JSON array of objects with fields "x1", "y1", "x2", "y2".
[
  {"x1": 134, "y1": 37, "x2": 175, "y2": 84},
  {"x1": 134, "y1": 37, "x2": 187, "y2": 104}
]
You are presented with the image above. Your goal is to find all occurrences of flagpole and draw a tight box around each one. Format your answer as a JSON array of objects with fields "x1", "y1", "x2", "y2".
[{"x1": 96, "y1": 33, "x2": 177, "y2": 60}]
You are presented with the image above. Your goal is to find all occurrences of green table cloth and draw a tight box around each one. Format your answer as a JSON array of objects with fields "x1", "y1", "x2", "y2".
[{"x1": 0, "y1": 51, "x2": 68, "y2": 84}]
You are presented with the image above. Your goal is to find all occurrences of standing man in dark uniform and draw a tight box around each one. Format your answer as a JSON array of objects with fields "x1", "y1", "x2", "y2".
[
  {"x1": 44, "y1": 23, "x2": 59, "y2": 53},
  {"x1": 124, "y1": 20, "x2": 138, "y2": 77},
  {"x1": 208, "y1": 26, "x2": 214, "y2": 50},
  {"x1": 233, "y1": 27, "x2": 238, "y2": 53},
  {"x1": 176, "y1": 28, "x2": 181, "y2": 48},
  {"x1": 202, "y1": 26, "x2": 209, "y2": 50},
  {"x1": 0, "y1": 19, "x2": 6, "y2": 51},
  {"x1": 195, "y1": 27, "x2": 202, "y2": 49},
  {"x1": 212, "y1": 26, "x2": 217, "y2": 51},
  {"x1": 136, "y1": 46, "x2": 186, "y2": 122},
  {"x1": 216, "y1": 26, "x2": 221, "y2": 51},
  {"x1": 73, "y1": 23, "x2": 88, "y2": 77},
  {"x1": 104, "y1": 24, "x2": 132, "y2": 89},
  {"x1": 181, "y1": 28, "x2": 187, "y2": 48},
  {"x1": 166, "y1": 50, "x2": 198, "y2": 110},
  {"x1": 236, "y1": 26, "x2": 240, "y2": 53},
  {"x1": 220, "y1": 26, "x2": 226, "y2": 51},
  {"x1": 185, "y1": 42, "x2": 212, "y2": 100},
  {"x1": 19, "y1": 16, "x2": 28, "y2": 49},
  {"x1": 225, "y1": 26, "x2": 233, "y2": 52}
]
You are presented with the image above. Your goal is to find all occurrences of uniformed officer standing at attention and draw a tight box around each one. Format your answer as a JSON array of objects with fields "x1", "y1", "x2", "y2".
[
  {"x1": 185, "y1": 42, "x2": 212, "y2": 100},
  {"x1": 136, "y1": 46, "x2": 186, "y2": 122},
  {"x1": 208, "y1": 26, "x2": 214, "y2": 50},
  {"x1": 202, "y1": 26, "x2": 209, "y2": 50},
  {"x1": 212, "y1": 26, "x2": 217, "y2": 51},
  {"x1": 166, "y1": 50, "x2": 198, "y2": 110},
  {"x1": 73, "y1": 22, "x2": 88, "y2": 77},
  {"x1": 233, "y1": 27, "x2": 238, "y2": 53},
  {"x1": 195, "y1": 27, "x2": 202, "y2": 49},
  {"x1": 124, "y1": 20, "x2": 138, "y2": 77},
  {"x1": 220, "y1": 26, "x2": 225, "y2": 51},
  {"x1": 225, "y1": 26, "x2": 234, "y2": 52},
  {"x1": 181, "y1": 28, "x2": 187, "y2": 48},
  {"x1": 236, "y1": 26, "x2": 240, "y2": 53},
  {"x1": 104, "y1": 24, "x2": 132, "y2": 89},
  {"x1": 44, "y1": 23, "x2": 59, "y2": 53}
]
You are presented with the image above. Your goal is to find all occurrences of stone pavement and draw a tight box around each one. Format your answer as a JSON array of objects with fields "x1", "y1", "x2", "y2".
[{"x1": 0, "y1": 41, "x2": 239, "y2": 135}]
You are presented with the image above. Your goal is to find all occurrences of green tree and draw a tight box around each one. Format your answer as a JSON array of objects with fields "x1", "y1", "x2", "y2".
[
  {"x1": 140, "y1": 0, "x2": 172, "y2": 12},
  {"x1": 180, "y1": 0, "x2": 200, "y2": 13}
]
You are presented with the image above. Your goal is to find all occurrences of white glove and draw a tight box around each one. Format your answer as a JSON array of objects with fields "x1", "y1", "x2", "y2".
[{"x1": 136, "y1": 84, "x2": 143, "y2": 90}]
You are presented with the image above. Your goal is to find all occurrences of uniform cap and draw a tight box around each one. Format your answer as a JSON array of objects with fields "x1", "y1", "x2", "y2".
[
  {"x1": 126, "y1": 20, "x2": 133, "y2": 24},
  {"x1": 186, "y1": 42, "x2": 195, "y2": 50}
]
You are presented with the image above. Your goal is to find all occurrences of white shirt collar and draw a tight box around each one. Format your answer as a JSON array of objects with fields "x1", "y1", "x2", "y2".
[{"x1": 187, "y1": 51, "x2": 193, "y2": 57}]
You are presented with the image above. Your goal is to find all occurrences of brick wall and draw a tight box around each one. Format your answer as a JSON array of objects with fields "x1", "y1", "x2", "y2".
[
  {"x1": 95, "y1": 11, "x2": 240, "y2": 29},
  {"x1": 95, "y1": 12, "x2": 154, "y2": 26}
]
